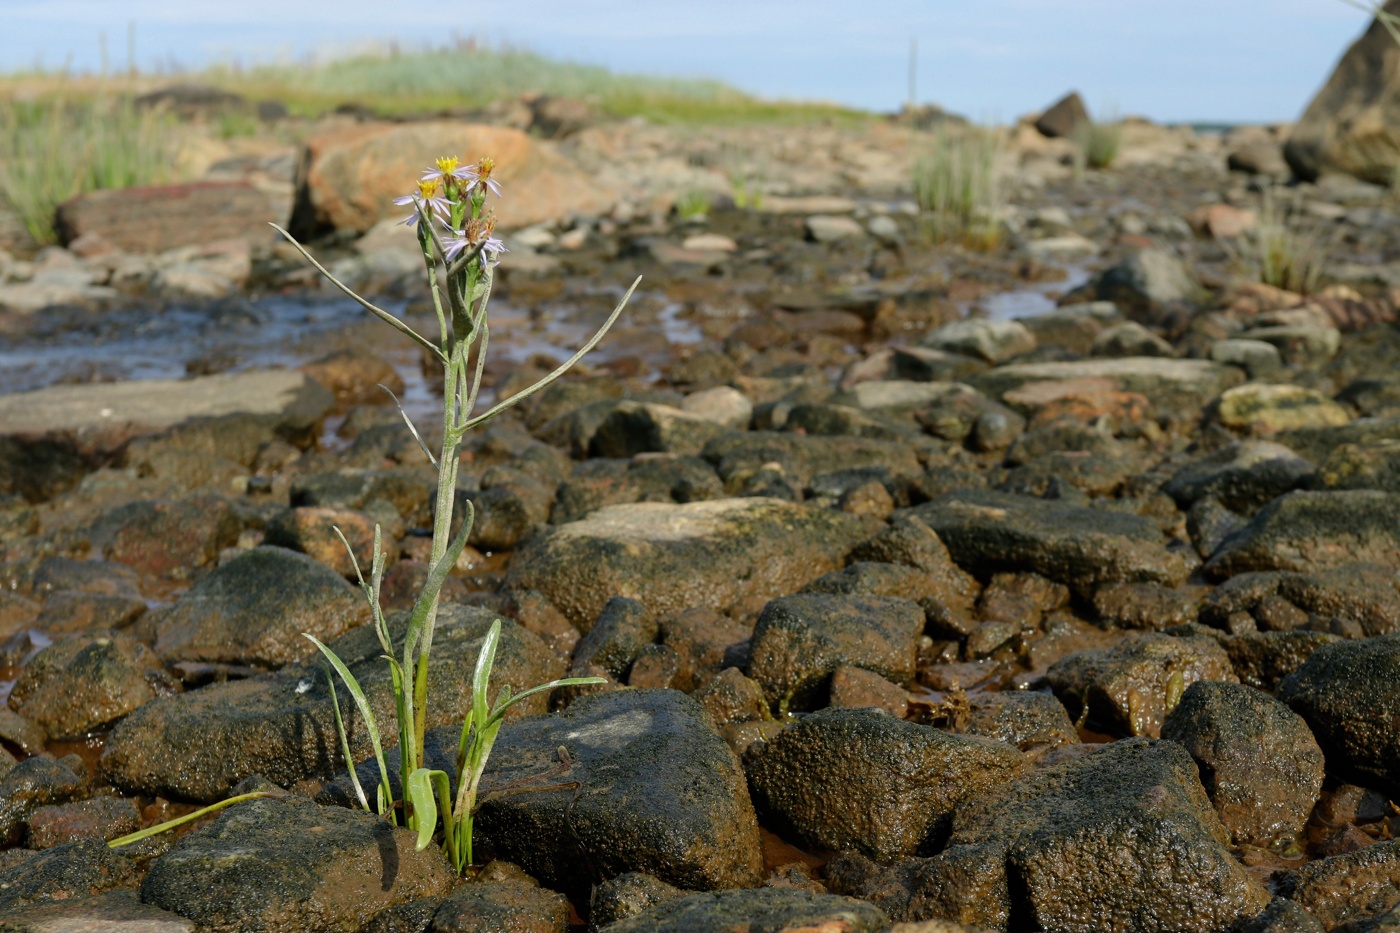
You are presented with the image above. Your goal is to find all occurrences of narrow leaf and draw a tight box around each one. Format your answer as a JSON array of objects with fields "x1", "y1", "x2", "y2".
[
  {"x1": 326, "y1": 666, "x2": 370, "y2": 811},
  {"x1": 407, "y1": 768, "x2": 441, "y2": 851},
  {"x1": 488, "y1": 677, "x2": 606, "y2": 725},
  {"x1": 304, "y1": 635, "x2": 394, "y2": 817},
  {"x1": 472, "y1": 620, "x2": 501, "y2": 733},
  {"x1": 379, "y1": 384, "x2": 437, "y2": 466}
]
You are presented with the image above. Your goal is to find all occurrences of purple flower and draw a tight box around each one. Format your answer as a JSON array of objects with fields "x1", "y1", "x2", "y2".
[{"x1": 393, "y1": 181, "x2": 451, "y2": 228}]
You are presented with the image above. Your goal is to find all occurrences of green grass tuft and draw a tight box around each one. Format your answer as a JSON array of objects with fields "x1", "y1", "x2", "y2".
[{"x1": 913, "y1": 126, "x2": 1004, "y2": 250}]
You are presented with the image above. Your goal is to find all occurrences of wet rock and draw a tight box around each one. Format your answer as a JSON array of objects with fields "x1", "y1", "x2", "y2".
[
  {"x1": 806, "y1": 214, "x2": 866, "y2": 242},
  {"x1": 0, "y1": 840, "x2": 138, "y2": 913},
  {"x1": 599, "y1": 887, "x2": 889, "y2": 933},
  {"x1": 1047, "y1": 631, "x2": 1237, "y2": 737},
  {"x1": 1217, "y1": 384, "x2": 1351, "y2": 434},
  {"x1": 591, "y1": 402, "x2": 729, "y2": 458},
  {"x1": 507, "y1": 498, "x2": 870, "y2": 629},
  {"x1": 1211, "y1": 338, "x2": 1284, "y2": 380},
  {"x1": 1233, "y1": 897, "x2": 1325, "y2": 933},
  {"x1": 0, "y1": 889, "x2": 195, "y2": 932},
  {"x1": 627, "y1": 643, "x2": 681, "y2": 688},
  {"x1": 471, "y1": 689, "x2": 764, "y2": 901},
  {"x1": 970, "y1": 357, "x2": 1240, "y2": 421},
  {"x1": 140, "y1": 796, "x2": 454, "y2": 933},
  {"x1": 103, "y1": 607, "x2": 557, "y2": 801},
  {"x1": 0, "y1": 710, "x2": 47, "y2": 758},
  {"x1": 962, "y1": 691, "x2": 1080, "y2": 753},
  {"x1": 151, "y1": 545, "x2": 368, "y2": 667},
  {"x1": 1313, "y1": 438, "x2": 1400, "y2": 493},
  {"x1": 1091, "y1": 321, "x2": 1175, "y2": 358},
  {"x1": 1279, "y1": 840, "x2": 1400, "y2": 930},
  {"x1": 571, "y1": 596, "x2": 657, "y2": 676},
  {"x1": 1018, "y1": 301, "x2": 1120, "y2": 354},
  {"x1": 910, "y1": 489, "x2": 1191, "y2": 595},
  {"x1": 97, "y1": 495, "x2": 243, "y2": 577},
  {"x1": 590, "y1": 872, "x2": 687, "y2": 928},
  {"x1": 1198, "y1": 564, "x2": 1400, "y2": 637},
  {"x1": 301, "y1": 347, "x2": 405, "y2": 408},
  {"x1": 659, "y1": 608, "x2": 753, "y2": 694},
  {"x1": 460, "y1": 469, "x2": 555, "y2": 552},
  {"x1": 428, "y1": 879, "x2": 569, "y2": 933},
  {"x1": 264, "y1": 506, "x2": 390, "y2": 579},
  {"x1": 56, "y1": 181, "x2": 281, "y2": 254},
  {"x1": 1161, "y1": 681, "x2": 1325, "y2": 845},
  {"x1": 848, "y1": 516, "x2": 981, "y2": 613},
  {"x1": 747, "y1": 594, "x2": 923, "y2": 712},
  {"x1": 693, "y1": 667, "x2": 768, "y2": 726},
  {"x1": 293, "y1": 121, "x2": 611, "y2": 234},
  {"x1": 0, "y1": 371, "x2": 333, "y2": 502},
  {"x1": 1204, "y1": 491, "x2": 1400, "y2": 579},
  {"x1": 921, "y1": 319, "x2": 1036, "y2": 364},
  {"x1": 1242, "y1": 325, "x2": 1341, "y2": 368},
  {"x1": 830, "y1": 666, "x2": 911, "y2": 718},
  {"x1": 1278, "y1": 634, "x2": 1400, "y2": 796},
  {"x1": 25, "y1": 796, "x2": 141, "y2": 849},
  {"x1": 836, "y1": 739, "x2": 1269, "y2": 930},
  {"x1": 291, "y1": 468, "x2": 433, "y2": 523},
  {"x1": 8, "y1": 631, "x2": 170, "y2": 739},
  {"x1": 702, "y1": 432, "x2": 924, "y2": 495},
  {"x1": 0, "y1": 757, "x2": 83, "y2": 845},
  {"x1": 551, "y1": 456, "x2": 724, "y2": 524},
  {"x1": 1090, "y1": 249, "x2": 1197, "y2": 323},
  {"x1": 1164, "y1": 440, "x2": 1316, "y2": 514},
  {"x1": 801, "y1": 562, "x2": 974, "y2": 637},
  {"x1": 1226, "y1": 631, "x2": 1343, "y2": 691},
  {"x1": 1092, "y1": 582, "x2": 1197, "y2": 631},
  {"x1": 745, "y1": 707, "x2": 1025, "y2": 862}
]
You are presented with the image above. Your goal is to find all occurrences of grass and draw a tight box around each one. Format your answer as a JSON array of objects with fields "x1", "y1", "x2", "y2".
[
  {"x1": 913, "y1": 126, "x2": 1004, "y2": 250},
  {"x1": 1074, "y1": 118, "x2": 1122, "y2": 170},
  {"x1": 0, "y1": 95, "x2": 180, "y2": 244},
  {"x1": 1233, "y1": 188, "x2": 1330, "y2": 295}
]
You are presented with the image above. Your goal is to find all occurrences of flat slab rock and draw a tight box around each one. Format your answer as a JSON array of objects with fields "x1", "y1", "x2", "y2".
[
  {"x1": 506, "y1": 497, "x2": 872, "y2": 628},
  {"x1": 910, "y1": 489, "x2": 1191, "y2": 594},
  {"x1": 1204, "y1": 490, "x2": 1400, "y2": 579},
  {"x1": 968, "y1": 357, "x2": 1242, "y2": 418},
  {"x1": 141, "y1": 796, "x2": 454, "y2": 933},
  {"x1": 101, "y1": 607, "x2": 560, "y2": 801},
  {"x1": 599, "y1": 887, "x2": 889, "y2": 933}
]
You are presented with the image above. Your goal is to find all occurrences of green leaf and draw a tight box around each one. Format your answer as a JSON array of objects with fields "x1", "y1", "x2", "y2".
[
  {"x1": 488, "y1": 677, "x2": 606, "y2": 724},
  {"x1": 407, "y1": 768, "x2": 441, "y2": 851},
  {"x1": 472, "y1": 620, "x2": 501, "y2": 732},
  {"x1": 305, "y1": 635, "x2": 395, "y2": 818},
  {"x1": 325, "y1": 666, "x2": 370, "y2": 811}
]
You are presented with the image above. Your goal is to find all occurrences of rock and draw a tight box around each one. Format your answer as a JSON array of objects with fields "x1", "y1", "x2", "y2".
[
  {"x1": 1091, "y1": 321, "x2": 1175, "y2": 358},
  {"x1": 0, "y1": 371, "x2": 333, "y2": 502},
  {"x1": 1314, "y1": 438, "x2": 1400, "y2": 492},
  {"x1": 0, "y1": 840, "x2": 138, "y2": 913},
  {"x1": 599, "y1": 887, "x2": 890, "y2": 933},
  {"x1": 745, "y1": 707, "x2": 1025, "y2": 862},
  {"x1": 507, "y1": 498, "x2": 869, "y2": 629},
  {"x1": 962, "y1": 691, "x2": 1080, "y2": 753},
  {"x1": 264, "y1": 506, "x2": 390, "y2": 580},
  {"x1": 571, "y1": 596, "x2": 657, "y2": 676},
  {"x1": 680, "y1": 233, "x2": 738, "y2": 253},
  {"x1": 589, "y1": 872, "x2": 687, "y2": 928},
  {"x1": 910, "y1": 489, "x2": 1191, "y2": 595},
  {"x1": 1278, "y1": 634, "x2": 1400, "y2": 796},
  {"x1": 103, "y1": 607, "x2": 557, "y2": 801},
  {"x1": 680, "y1": 387, "x2": 752, "y2": 428},
  {"x1": 293, "y1": 122, "x2": 612, "y2": 234},
  {"x1": 529, "y1": 95, "x2": 595, "y2": 138},
  {"x1": 969, "y1": 357, "x2": 1241, "y2": 420},
  {"x1": 1046, "y1": 631, "x2": 1238, "y2": 737},
  {"x1": 0, "y1": 277, "x2": 116, "y2": 314},
  {"x1": 1279, "y1": 840, "x2": 1400, "y2": 930},
  {"x1": 0, "y1": 757, "x2": 83, "y2": 846},
  {"x1": 426, "y1": 879, "x2": 569, "y2": 933},
  {"x1": 1164, "y1": 440, "x2": 1316, "y2": 513},
  {"x1": 659, "y1": 608, "x2": 753, "y2": 694},
  {"x1": 1229, "y1": 141, "x2": 1290, "y2": 177},
  {"x1": 0, "y1": 889, "x2": 194, "y2": 932},
  {"x1": 8, "y1": 631, "x2": 169, "y2": 739},
  {"x1": 151, "y1": 546, "x2": 368, "y2": 667},
  {"x1": 848, "y1": 516, "x2": 981, "y2": 611},
  {"x1": 801, "y1": 561, "x2": 976, "y2": 640},
  {"x1": 1018, "y1": 301, "x2": 1121, "y2": 354},
  {"x1": 1199, "y1": 564, "x2": 1400, "y2": 637},
  {"x1": 693, "y1": 667, "x2": 768, "y2": 726},
  {"x1": 703, "y1": 431, "x2": 925, "y2": 494},
  {"x1": 140, "y1": 796, "x2": 454, "y2": 933},
  {"x1": 1034, "y1": 91, "x2": 1090, "y2": 139},
  {"x1": 1161, "y1": 681, "x2": 1325, "y2": 845},
  {"x1": 921, "y1": 319, "x2": 1037, "y2": 364},
  {"x1": 1216, "y1": 384, "x2": 1351, "y2": 434},
  {"x1": 98, "y1": 495, "x2": 243, "y2": 577},
  {"x1": 746, "y1": 594, "x2": 924, "y2": 711},
  {"x1": 829, "y1": 666, "x2": 910, "y2": 718},
  {"x1": 301, "y1": 347, "x2": 405, "y2": 408},
  {"x1": 25, "y1": 796, "x2": 141, "y2": 849},
  {"x1": 1225, "y1": 631, "x2": 1342, "y2": 691},
  {"x1": 1211, "y1": 338, "x2": 1284, "y2": 380},
  {"x1": 805, "y1": 215, "x2": 866, "y2": 242},
  {"x1": 55, "y1": 181, "x2": 282, "y2": 254},
  {"x1": 1285, "y1": 1, "x2": 1400, "y2": 183},
  {"x1": 590, "y1": 402, "x2": 729, "y2": 458},
  {"x1": 1089, "y1": 249, "x2": 1197, "y2": 322},
  {"x1": 761, "y1": 195, "x2": 858, "y2": 215},
  {"x1": 1186, "y1": 203, "x2": 1257, "y2": 239},
  {"x1": 470, "y1": 689, "x2": 763, "y2": 901},
  {"x1": 1204, "y1": 490, "x2": 1400, "y2": 578},
  {"x1": 1092, "y1": 582, "x2": 1197, "y2": 631},
  {"x1": 835, "y1": 739, "x2": 1269, "y2": 930}
]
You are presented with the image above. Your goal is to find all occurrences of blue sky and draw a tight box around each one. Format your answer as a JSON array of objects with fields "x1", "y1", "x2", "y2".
[{"x1": 0, "y1": 1, "x2": 1376, "y2": 123}]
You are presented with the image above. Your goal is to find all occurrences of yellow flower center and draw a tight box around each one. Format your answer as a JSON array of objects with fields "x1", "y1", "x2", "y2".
[
  {"x1": 417, "y1": 180, "x2": 438, "y2": 199},
  {"x1": 434, "y1": 156, "x2": 459, "y2": 176},
  {"x1": 476, "y1": 156, "x2": 495, "y2": 180}
]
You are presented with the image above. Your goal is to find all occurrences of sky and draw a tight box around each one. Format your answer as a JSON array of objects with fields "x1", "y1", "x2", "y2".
[{"x1": 0, "y1": 1, "x2": 1379, "y2": 124}]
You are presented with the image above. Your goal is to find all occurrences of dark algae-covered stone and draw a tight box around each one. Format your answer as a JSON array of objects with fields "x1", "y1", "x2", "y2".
[
  {"x1": 8, "y1": 630, "x2": 169, "y2": 739},
  {"x1": 1204, "y1": 490, "x2": 1400, "y2": 579},
  {"x1": 0, "y1": 757, "x2": 82, "y2": 846},
  {"x1": 1278, "y1": 839, "x2": 1400, "y2": 930},
  {"x1": 743, "y1": 707, "x2": 1026, "y2": 862},
  {"x1": 140, "y1": 796, "x2": 454, "y2": 933},
  {"x1": 1277, "y1": 633, "x2": 1400, "y2": 796},
  {"x1": 0, "y1": 839, "x2": 137, "y2": 912}
]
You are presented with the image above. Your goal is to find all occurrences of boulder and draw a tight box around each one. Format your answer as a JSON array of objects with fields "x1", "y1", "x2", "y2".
[
  {"x1": 1198, "y1": 564, "x2": 1400, "y2": 638},
  {"x1": 1164, "y1": 440, "x2": 1316, "y2": 513},
  {"x1": 744, "y1": 707, "x2": 1025, "y2": 862},
  {"x1": 507, "y1": 498, "x2": 870, "y2": 629},
  {"x1": 8, "y1": 631, "x2": 170, "y2": 739},
  {"x1": 1034, "y1": 92, "x2": 1091, "y2": 139},
  {"x1": 292, "y1": 122, "x2": 613, "y2": 235},
  {"x1": 140, "y1": 796, "x2": 454, "y2": 933},
  {"x1": 1204, "y1": 490, "x2": 1400, "y2": 578},
  {"x1": 1285, "y1": 1, "x2": 1400, "y2": 183},
  {"x1": 55, "y1": 181, "x2": 284, "y2": 254},
  {"x1": 1088, "y1": 250, "x2": 1198, "y2": 324},
  {"x1": 0, "y1": 840, "x2": 138, "y2": 914},
  {"x1": 1278, "y1": 840, "x2": 1400, "y2": 930}
]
